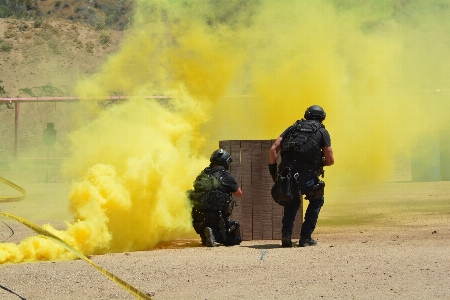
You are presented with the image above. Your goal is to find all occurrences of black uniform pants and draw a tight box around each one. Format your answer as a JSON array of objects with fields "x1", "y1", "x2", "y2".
[
  {"x1": 192, "y1": 209, "x2": 241, "y2": 245},
  {"x1": 282, "y1": 194, "x2": 324, "y2": 239}
]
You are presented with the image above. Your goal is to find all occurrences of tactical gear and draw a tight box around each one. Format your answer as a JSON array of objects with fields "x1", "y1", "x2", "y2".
[
  {"x1": 271, "y1": 167, "x2": 300, "y2": 206},
  {"x1": 187, "y1": 169, "x2": 231, "y2": 211},
  {"x1": 210, "y1": 148, "x2": 233, "y2": 170},
  {"x1": 304, "y1": 105, "x2": 326, "y2": 121},
  {"x1": 281, "y1": 119, "x2": 324, "y2": 171},
  {"x1": 294, "y1": 170, "x2": 324, "y2": 200},
  {"x1": 223, "y1": 219, "x2": 242, "y2": 245},
  {"x1": 193, "y1": 169, "x2": 220, "y2": 191},
  {"x1": 224, "y1": 198, "x2": 236, "y2": 215},
  {"x1": 307, "y1": 180, "x2": 325, "y2": 200},
  {"x1": 188, "y1": 164, "x2": 241, "y2": 246},
  {"x1": 218, "y1": 211, "x2": 227, "y2": 239}
]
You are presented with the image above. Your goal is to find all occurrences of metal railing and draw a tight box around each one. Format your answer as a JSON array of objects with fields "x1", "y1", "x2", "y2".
[{"x1": 0, "y1": 96, "x2": 171, "y2": 159}]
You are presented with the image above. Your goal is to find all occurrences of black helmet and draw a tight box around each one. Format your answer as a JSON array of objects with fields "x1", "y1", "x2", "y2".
[
  {"x1": 304, "y1": 105, "x2": 326, "y2": 121},
  {"x1": 210, "y1": 148, "x2": 233, "y2": 169}
]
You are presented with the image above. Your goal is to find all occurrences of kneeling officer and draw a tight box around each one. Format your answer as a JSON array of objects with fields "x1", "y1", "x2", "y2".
[{"x1": 187, "y1": 149, "x2": 243, "y2": 247}]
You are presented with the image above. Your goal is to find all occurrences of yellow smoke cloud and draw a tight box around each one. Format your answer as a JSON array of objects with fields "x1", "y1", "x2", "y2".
[{"x1": 2, "y1": 0, "x2": 450, "y2": 263}]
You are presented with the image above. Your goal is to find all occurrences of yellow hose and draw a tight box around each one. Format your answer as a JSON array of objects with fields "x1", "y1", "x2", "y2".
[
  {"x1": 0, "y1": 176, "x2": 26, "y2": 202},
  {"x1": 0, "y1": 177, "x2": 152, "y2": 300}
]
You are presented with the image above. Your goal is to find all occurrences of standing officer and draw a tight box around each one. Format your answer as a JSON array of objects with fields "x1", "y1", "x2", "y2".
[
  {"x1": 269, "y1": 105, "x2": 334, "y2": 247},
  {"x1": 188, "y1": 149, "x2": 243, "y2": 247}
]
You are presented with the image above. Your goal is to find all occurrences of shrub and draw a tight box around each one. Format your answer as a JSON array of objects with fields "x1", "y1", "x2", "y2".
[
  {"x1": 0, "y1": 39, "x2": 13, "y2": 52},
  {"x1": 0, "y1": 82, "x2": 6, "y2": 97},
  {"x1": 4, "y1": 29, "x2": 16, "y2": 39},
  {"x1": 95, "y1": 13, "x2": 108, "y2": 30},
  {"x1": 0, "y1": 5, "x2": 13, "y2": 18},
  {"x1": 99, "y1": 31, "x2": 111, "y2": 45},
  {"x1": 85, "y1": 41, "x2": 94, "y2": 53},
  {"x1": 18, "y1": 22, "x2": 28, "y2": 31},
  {"x1": 34, "y1": 18, "x2": 43, "y2": 28}
]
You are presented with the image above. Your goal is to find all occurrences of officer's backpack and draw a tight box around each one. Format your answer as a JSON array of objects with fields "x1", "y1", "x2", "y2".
[
  {"x1": 187, "y1": 169, "x2": 230, "y2": 211},
  {"x1": 281, "y1": 119, "x2": 324, "y2": 170}
]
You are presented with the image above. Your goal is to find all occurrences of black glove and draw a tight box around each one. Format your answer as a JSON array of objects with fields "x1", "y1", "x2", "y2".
[{"x1": 268, "y1": 163, "x2": 277, "y2": 181}]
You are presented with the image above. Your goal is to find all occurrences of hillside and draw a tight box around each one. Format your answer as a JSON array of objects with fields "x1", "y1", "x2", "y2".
[
  {"x1": 0, "y1": 17, "x2": 123, "y2": 97},
  {"x1": 0, "y1": 15, "x2": 124, "y2": 163},
  {"x1": 0, "y1": 0, "x2": 133, "y2": 30}
]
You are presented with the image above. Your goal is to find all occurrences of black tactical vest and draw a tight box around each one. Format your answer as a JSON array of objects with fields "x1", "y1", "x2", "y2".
[{"x1": 280, "y1": 119, "x2": 324, "y2": 170}]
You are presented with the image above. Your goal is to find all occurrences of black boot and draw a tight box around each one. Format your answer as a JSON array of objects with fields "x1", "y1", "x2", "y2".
[
  {"x1": 204, "y1": 227, "x2": 216, "y2": 247},
  {"x1": 281, "y1": 233, "x2": 292, "y2": 248},
  {"x1": 299, "y1": 236, "x2": 317, "y2": 247}
]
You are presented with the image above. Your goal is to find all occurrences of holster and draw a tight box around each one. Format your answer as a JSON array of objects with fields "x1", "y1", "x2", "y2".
[
  {"x1": 306, "y1": 180, "x2": 325, "y2": 200},
  {"x1": 224, "y1": 198, "x2": 236, "y2": 215}
]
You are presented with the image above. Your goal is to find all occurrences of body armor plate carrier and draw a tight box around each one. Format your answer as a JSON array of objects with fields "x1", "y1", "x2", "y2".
[{"x1": 281, "y1": 120, "x2": 324, "y2": 170}]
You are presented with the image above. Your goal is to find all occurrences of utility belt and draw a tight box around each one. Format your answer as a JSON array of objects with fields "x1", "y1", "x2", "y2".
[{"x1": 282, "y1": 166, "x2": 325, "y2": 201}]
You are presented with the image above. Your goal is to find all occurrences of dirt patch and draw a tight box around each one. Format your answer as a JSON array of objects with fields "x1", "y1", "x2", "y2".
[
  {"x1": 1, "y1": 180, "x2": 449, "y2": 300},
  {"x1": 0, "y1": 222, "x2": 448, "y2": 300}
]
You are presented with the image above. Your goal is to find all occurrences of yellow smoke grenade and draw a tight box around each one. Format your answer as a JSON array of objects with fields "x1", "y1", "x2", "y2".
[{"x1": 2, "y1": 0, "x2": 450, "y2": 263}]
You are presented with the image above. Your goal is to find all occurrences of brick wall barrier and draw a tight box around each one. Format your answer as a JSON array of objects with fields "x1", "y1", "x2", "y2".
[{"x1": 219, "y1": 140, "x2": 303, "y2": 241}]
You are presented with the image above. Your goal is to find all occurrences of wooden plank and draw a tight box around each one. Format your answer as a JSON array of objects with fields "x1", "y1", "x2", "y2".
[
  {"x1": 240, "y1": 141, "x2": 253, "y2": 240},
  {"x1": 271, "y1": 139, "x2": 283, "y2": 240},
  {"x1": 251, "y1": 141, "x2": 263, "y2": 240},
  {"x1": 220, "y1": 139, "x2": 302, "y2": 241},
  {"x1": 261, "y1": 140, "x2": 273, "y2": 240},
  {"x1": 229, "y1": 141, "x2": 242, "y2": 225},
  {"x1": 219, "y1": 140, "x2": 231, "y2": 153}
]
